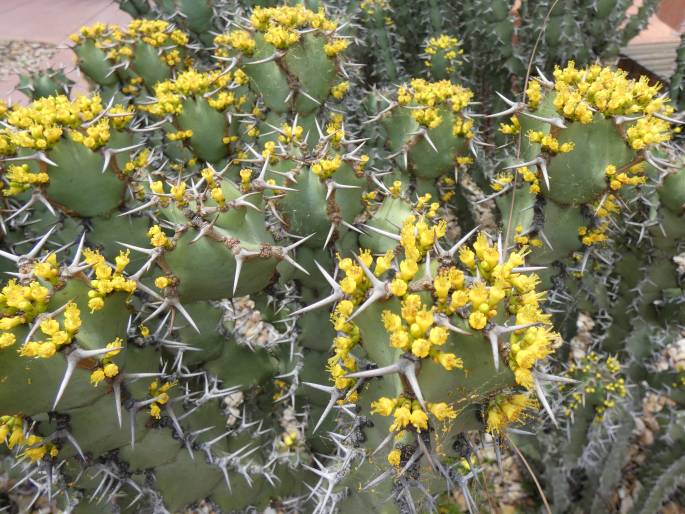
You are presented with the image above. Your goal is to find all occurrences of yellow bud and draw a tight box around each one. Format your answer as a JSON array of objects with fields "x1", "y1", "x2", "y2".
[
  {"x1": 387, "y1": 449, "x2": 401, "y2": 467},
  {"x1": 390, "y1": 279, "x2": 408, "y2": 297},
  {"x1": 103, "y1": 363, "x2": 119, "y2": 378},
  {"x1": 90, "y1": 368, "x2": 106, "y2": 386}
]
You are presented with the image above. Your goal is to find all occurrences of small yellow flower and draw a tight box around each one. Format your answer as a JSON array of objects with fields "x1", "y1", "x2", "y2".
[
  {"x1": 340, "y1": 276, "x2": 357, "y2": 295},
  {"x1": 88, "y1": 297, "x2": 105, "y2": 312},
  {"x1": 468, "y1": 311, "x2": 487, "y2": 330},
  {"x1": 428, "y1": 326, "x2": 448, "y2": 346},
  {"x1": 0, "y1": 333, "x2": 16, "y2": 348},
  {"x1": 37, "y1": 342, "x2": 57, "y2": 359},
  {"x1": 389, "y1": 406, "x2": 411, "y2": 432},
  {"x1": 371, "y1": 397, "x2": 397, "y2": 417},
  {"x1": 410, "y1": 408, "x2": 428, "y2": 432},
  {"x1": 436, "y1": 352, "x2": 463, "y2": 371},
  {"x1": 398, "y1": 259, "x2": 418, "y2": 281},
  {"x1": 428, "y1": 402, "x2": 457, "y2": 421},
  {"x1": 90, "y1": 368, "x2": 106, "y2": 386},
  {"x1": 103, "y1": 363, "x2": 119, "y2": 378},
  {"x1": 411, "y1": 338, "x2": 431, "y2": 358},
  {"x1": 390, "y1": 279, "x2": 408, "y2": 297},
  {"x1": 155, "y1": 276, "x2": 171, "y2": 289},
  {"x1": 387, "y1": 448, "x2": 401, "y2": 467},
  {"x1": 150, "y1": 403, "x2": 161, "y2": 419}
]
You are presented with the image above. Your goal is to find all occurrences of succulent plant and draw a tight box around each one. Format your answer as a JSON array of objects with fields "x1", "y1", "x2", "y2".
[{"x1": 1, "y1": 1, "x2": 684, "y2": 513}]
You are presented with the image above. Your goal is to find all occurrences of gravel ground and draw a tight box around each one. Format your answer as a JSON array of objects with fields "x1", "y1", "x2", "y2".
[{"x1": 0, "y1": 40, "x2": 59, "y2": 82}]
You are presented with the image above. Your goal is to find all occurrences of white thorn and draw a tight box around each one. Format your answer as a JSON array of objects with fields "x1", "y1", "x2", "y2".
[
  {"x1": 344, "y1": 362, "x2": 402, "y2": 379},
  {"x1": 446, "y1": 225, "x2": 480, "y2": 257},
  {"x1": 533, "y1": 376, "x2": 558, "y2": 428},
  {"x1": 323, "y1": 223, "x2": 337, "y2": 249},
  {"x1": 361, "y1": 223, "x2": 401, "y2": 241},
  {"x1": 534, "y1": 371, "x2": 579, "y2": 384}
]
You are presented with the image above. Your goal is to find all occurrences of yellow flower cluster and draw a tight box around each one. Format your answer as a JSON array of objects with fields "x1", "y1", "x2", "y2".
[
  {"x1": 372, "y1": 397, "x2": 457, "y2": 434},
  {"x1": 0, "y1": 415, "x2": 58, "y2": 462},
  {"x1": 371, "y1": 396, "x2": 429, "y2": 432},
  {"x1": 19, "y1": 302, "x2": 81, "y2": 359},
  {"x1": 326, "y1": 113, "x2": 345, "y2": 146},
  {"x1": 0, "y1": 280, "x2": 51, "y2": 343},
  {"x1": 494, "y1": 164, "x2": 542, "y2": 195},
  {"x1": 398, "y1": 79, "x2": 473, "y2": 111},
  {"x1": 122, "y1": 148, "x2": 150, "y2": 175},
  {"x1": 578, "y1": 224, "x2": 609, "y2": 246},
  {"x1": 33, "y1": 253, "x2": 60, "y2": 284},
  {"x1": 562, "y1": 353, "x2": 626, "y2": 422},
  {"x1": 415, "y1": 192, "x2": 440, "y2": 218},
  {"x1": 0, "y1": 95, "x2": 128, "y2": 155},
  {"x1": 154, "y1": 276, "x2": 173, "y2": 289},
  {"x1": 324, "y1": 39, "x2": 349, "y2": 57},
  {"x1": 459, "y1": 233, "x2": 554, "y2": 382},
  {"x1": 330, "y1": 81, "x2": 350, "y2": 100},
  {"x1": 382, "y1": 296, "x2": 462, "y2": 367},
  {"x1": 513, "y1": 224, "x2": 543, "y2": 248},
  {"x1": 499, "y1": 115, "x2": 520, "y2": 135},
  {"x1": 248, "y1": 5, "x2": 341, "y2": 53},
  {"x1": 2, "y1": 164, "x2": 49, "y2": 196},
  {"x1": 72, "y1": 20, "x2": 186, "y2": 66},
  {"x1": 526, "y1": 130, "x2": 574, "y2": 154},
  {"x1": 69, "y1": 22, "x2": 121, "y2": 44},
  {"x1": 239, "y1": 168, "x2": 252, "y2": 192},
  {"x1": 354, "y1": 154, "x2": 370, "y2": 174},
  {"x1": 264, "y1": 25, "x2": 299, "y2": 48},
  {"x1": 148, "y1": 380, "x2": 174, "y2": 419},
  {"x1": 412, "y1": 107, "x2": 443, "y2": 129},
  {"x1": 401, "y1": 213, "x2": 447, "y2": 262},
  {"x1": 338, "y1": 250, "x2": 373, "y2": 299},
  {"x1": 214, "y1": 30, "x2": 256, "y2": 57},
  {"x1": 83, "y1": 249, "x2": 137, "y2": 312},
  {"x1": 328, "y1": 302, "x2": 360, "y2": 390},
  {"x1": 553, "y1": 62, "x2": 670, "y2": 117},
  {"x1": 143, "y1": 68, "x2": 248, "y2": 116},
  {"x1": 424, "y1": 34, "x2": 462, "y2": 73},
  {"x1": 108, "y1": 105, "x2": 135, "y2": 129},
  {"x1": 90, "y1": 339, "x2": 122, "y2": 386},
  {"x1": 311, "y1": 154, "x2": 342, "y2": 179},
  {"x1": 280, "y1": 430, "x2": 301, "y2": 449},
  {"x1": 426, "y1": 35, "x2": 461, "y2": 55},
  {"x1": 122, "y1": 76, "x2": 143, "y2": 95},
  {"x1": 605, "y1": 163, "x2": 647, "y2": 191},
  {"x1": 486, "y1": 393, "x2": 535, "y2": 433},
  {"x1": 261, "y1": 141, "x2": 278, "y2": 161},
  {"x1": 452, "y1": 116, "x2": 474, "y2": 138},
  {"x1": 594, "y1": 193, "x2": 621, "y2": 219},
  {"x1": 278, "y1": 123, "x2": 303, "y2": 144},
  {"x1": 626, "y1": 115, "x2": 672, "y2": 150},
  {"x1": 360, "y1": 0, "x2": 390, "y2": 15},
  {"x1": 399, "y1": 79, "x2": 474, "y2": 135},
  {"x1": 147, "y1": 225, "x2": 172, "y2": 249},
  {"x1": 70, "y1": 118, "x2": 110, "y2": 150},
  {"x1": 167, "y1": 129, "x2": 193, "y2": 141},
  {"x1": 127, "y1": 19, "x2": 188, "y2": 48},
  {"x1": 251, "y1": 5, "x2": 337, "y2": 32},
  {"x1": 528, "y1": 62, "x2": 676, "y2": 148},
  {"x1": 508, "y1": 326, "x2": 554, "y2": 388},
  {"x1": 208, "y1": 91, "x2": 239, "y2": 110},
  {"x1": 526, "y1": 81, "x2": 542, "y2": 109}
]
